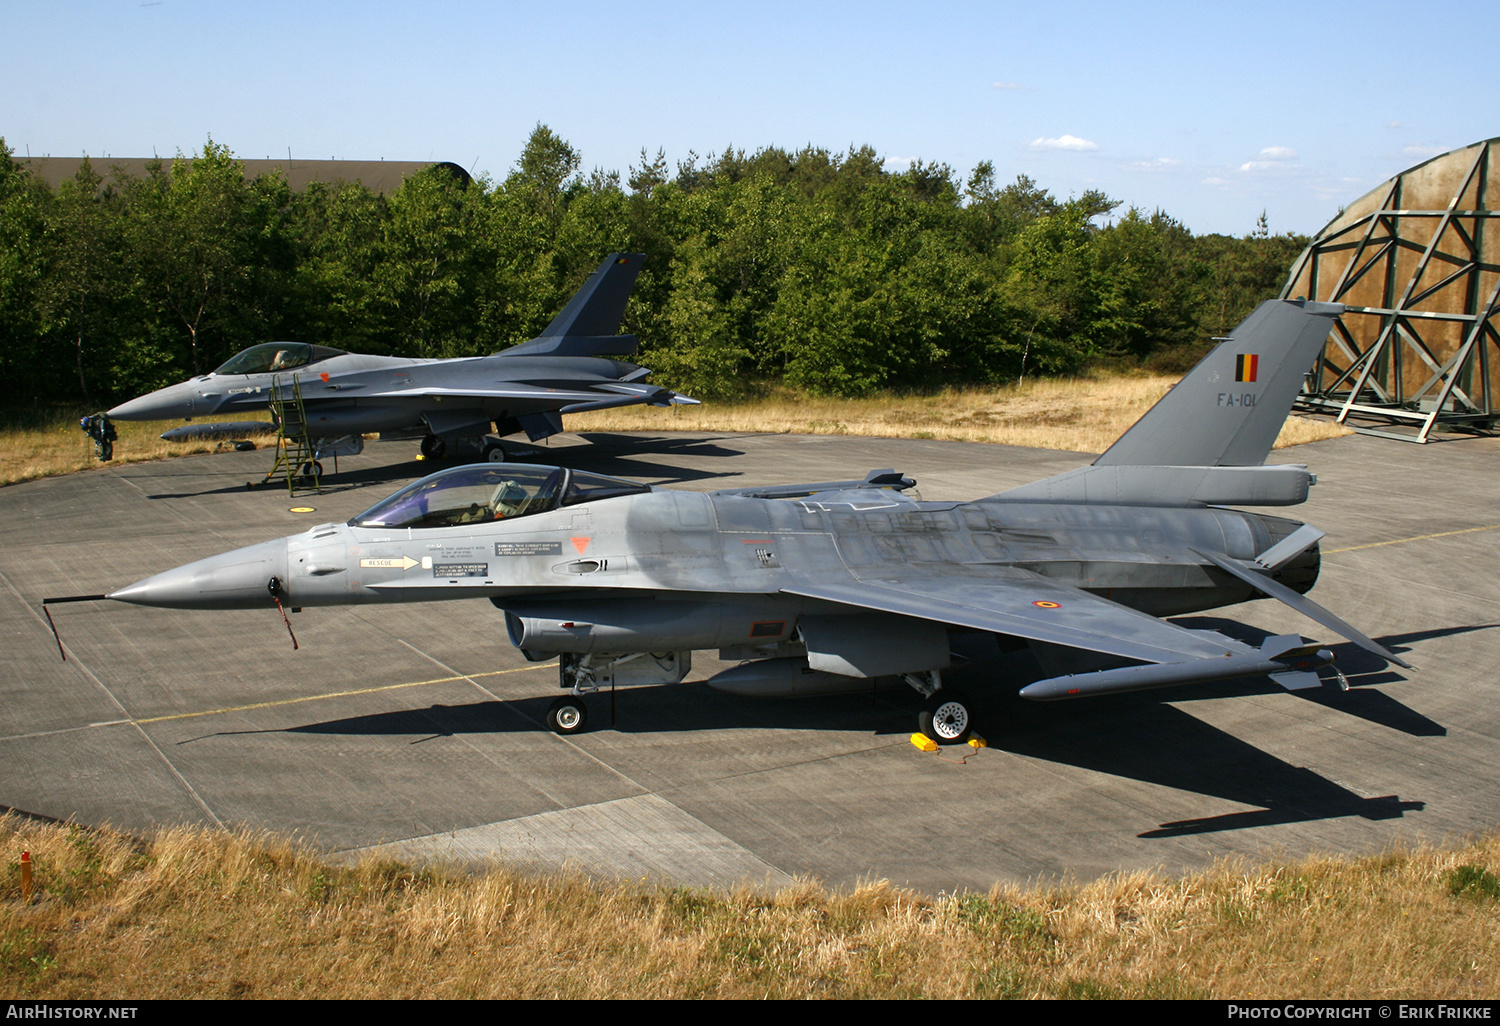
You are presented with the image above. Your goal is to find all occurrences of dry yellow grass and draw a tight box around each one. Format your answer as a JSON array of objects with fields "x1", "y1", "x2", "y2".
[
  {"x1": 570, "y1": 375, "x2": 1352, "y2": 453},
  {"x1": 0, "y1": 412, "x2": 270, "y2": 487},
  {"x1": 2, "y1": 816, "x2": 1496, "y2": 999}
]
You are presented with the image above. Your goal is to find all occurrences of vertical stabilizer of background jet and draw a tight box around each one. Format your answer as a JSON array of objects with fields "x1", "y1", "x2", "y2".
[
  {"x1": 539, "y1": 252, "x2": 644, "y2": 338},
  {"x1": 500, "y1": 253, "x2": 646, "y2": 359}
]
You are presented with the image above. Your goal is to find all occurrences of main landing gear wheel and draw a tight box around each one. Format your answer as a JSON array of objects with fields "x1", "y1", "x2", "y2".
[
  {"x1": 482, "y1": 441, "x2": 507, "y2": 463},
  {"x1": 419, "y1": 435, "x2": 446, "y2": 459},
  {"x1": 918, "y1": 691, "x2": 972, "y2": 745},
  {"x1": 547, "y1": 696, "x2": 589, "y2": 735}
]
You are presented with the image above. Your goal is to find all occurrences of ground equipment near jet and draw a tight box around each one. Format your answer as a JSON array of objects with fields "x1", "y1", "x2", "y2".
[{"x1": 78, "y1": 414, "x2": 116, "y2": 462}]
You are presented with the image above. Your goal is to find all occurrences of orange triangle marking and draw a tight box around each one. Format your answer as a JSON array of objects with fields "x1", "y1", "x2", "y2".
[{"x1": 571, "y1": 537, "x2": 590, "y2": 554}]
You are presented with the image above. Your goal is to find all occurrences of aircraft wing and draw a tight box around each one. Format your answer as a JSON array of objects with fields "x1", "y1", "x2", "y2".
[
  {"x1": 357, "y1": 383, "x2": 615, "y2": 403},
  {"x1": 779, "y1": 565, "x2": 1253, "y2": 666},
  {"x1": 354, "y1": 381, "x2": 693, "y2": 410}
]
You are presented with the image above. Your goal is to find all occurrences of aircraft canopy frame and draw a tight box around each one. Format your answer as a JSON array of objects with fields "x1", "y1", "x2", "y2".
[{"x1": 349, "y1": 465, "x2": 651, "y2": 529}]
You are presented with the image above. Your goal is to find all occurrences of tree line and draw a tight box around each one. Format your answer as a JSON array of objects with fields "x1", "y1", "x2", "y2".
[{"x1": 0, "y1": 127, "x2": 1308, "y2": 409}]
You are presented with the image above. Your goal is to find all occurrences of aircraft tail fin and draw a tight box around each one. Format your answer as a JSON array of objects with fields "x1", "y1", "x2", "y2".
[
  {"x1": 1094, "y1": 299, "x2": 1343, "y2": 468},
  {"x1": 503, "y1": 253, "x2": 645, "y2": 358}
]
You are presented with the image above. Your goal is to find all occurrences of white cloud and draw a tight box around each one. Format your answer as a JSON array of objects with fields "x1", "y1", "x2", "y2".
[
  {"x1": 882, "y1": 156, "x2": 914, "y2": 170},
  {"x1": 1121, "y1": 156, "x2": 1182, "y2": 172},
  {"x1": 1239, "y1": 159, "x2": 1304, "y2": 174},
  {"x1": 1402, "y1": 144, "x2": 1445, "y2": 158},
  {"x1": 1389, "y1": 120, "x2": 1403, "y2": 129},
  {"x1": 1029, "y1": 134, "x2": 1098, "y2": 152},
  {"x1": 1258, "y1": 146, "x2": 1298, "y2": 160},
  {"x1": 991, "y1": 81, "x2": 1023, "y2": 90}
]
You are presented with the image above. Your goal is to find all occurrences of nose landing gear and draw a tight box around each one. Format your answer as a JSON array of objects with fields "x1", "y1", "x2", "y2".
[{"x1": 547, "y1": 695, "x2": 589, "y2": 734}]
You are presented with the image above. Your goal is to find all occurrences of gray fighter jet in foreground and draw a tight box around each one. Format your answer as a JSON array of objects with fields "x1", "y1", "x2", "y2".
[
  {"x1": 105, "y1": 253, "x2": 695, "y2": 460},
  {"x1": 90, "y1": 299, "x2": 1411, "y2": 743}
]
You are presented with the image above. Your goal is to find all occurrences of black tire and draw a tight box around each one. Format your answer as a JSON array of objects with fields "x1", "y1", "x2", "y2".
[
  {"x1": 419, "y1": 435, "x2": 446, "y2": 459},
  {"x1": 547, "y1": 696, "x2": 588, "y2": 735},
  {"x1": 299, "y1": 461, "x2": 323, "y2": 479},
  {"x1": 482, "y1": 441, "x2": 507, "y2": 463},
  {"x1": 918, "y1": 691, "x2": 972, "y2": 745}
]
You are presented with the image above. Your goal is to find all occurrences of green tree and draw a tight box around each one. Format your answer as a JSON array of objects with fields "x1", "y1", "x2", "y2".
[
  {"x1": 36, "y1": 157, "x2": 120, "y2": 404},
  {"x1": 1089, "y1": 208, "x2": 1203, "y2": 358},
  {"x1": 283, "y1": 180, "x2": 388, "y2": 352},
  {"x1": 508, "y1": 124, "x2": 581, "y2": 223},
  {"x1": 1192, "y1": 217, "x2": 1309, "y2": 339},
  {"x1": 121, "y1": 140, "x2": 279, "y2": 377},
  {"x1": 0, "y1": 140, "x2": 50, "y2": 405},
  {"x1": 373, "y1": 166, "x2": 482, "y2": 357}
]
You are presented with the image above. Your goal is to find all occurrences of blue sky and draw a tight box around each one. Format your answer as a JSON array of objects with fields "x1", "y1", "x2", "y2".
[{"x1": 5, "y1": 0, "x2": 1496, "y2": 236}]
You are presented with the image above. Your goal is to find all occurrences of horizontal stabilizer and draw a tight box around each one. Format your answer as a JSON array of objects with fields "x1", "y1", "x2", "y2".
[
  {"x1": 1254, "y1": 523, "x2": 1325, "y2": 570},
  {"x1": 1192, "y1": 547, "x2": 1413, "y2": 668},
  {"x1": 559, "y1": 386, "x2": 697, "y2": 415}
]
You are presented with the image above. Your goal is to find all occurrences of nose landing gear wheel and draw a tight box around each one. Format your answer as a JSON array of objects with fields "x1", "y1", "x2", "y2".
[
  {"x1": 419, "y1": 435, "x2": 446, "y2": 459},
  {"x1": 918, "y1": 691, "x2": 972, "y2": 745},
  {"x1": 547, "y1": 696, "x2": 589, "y2": 735}
]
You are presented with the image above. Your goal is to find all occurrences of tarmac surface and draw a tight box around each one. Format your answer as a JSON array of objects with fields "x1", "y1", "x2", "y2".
[{"x1": 2, "y1": 428, "x2": 1498, "y2": 894}]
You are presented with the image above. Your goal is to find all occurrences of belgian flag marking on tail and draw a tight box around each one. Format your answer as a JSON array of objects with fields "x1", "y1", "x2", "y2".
[{"x1": 1235, "y1": 353, "x2": 1259, "y2": 382}]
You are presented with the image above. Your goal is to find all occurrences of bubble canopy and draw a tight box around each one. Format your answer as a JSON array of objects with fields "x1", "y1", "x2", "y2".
[
  {"x1": 349, "y1": 464, "x2": 652, "y2": 530},
  {"x1": 213, "y1": 342, "x2": 348, "y2": 375}
]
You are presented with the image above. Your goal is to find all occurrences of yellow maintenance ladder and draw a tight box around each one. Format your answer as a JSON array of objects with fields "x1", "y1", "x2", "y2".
[{"x1": 259, "y1": 374, "x2": 322, "y2": 495}]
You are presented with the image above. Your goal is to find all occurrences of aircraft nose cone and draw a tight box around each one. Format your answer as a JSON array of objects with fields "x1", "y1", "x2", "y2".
[
  {"x1": 103, "y1": 394, "x2": 160, "y2": 419},
  {"x1": 109, "y1": 538, "x2": 290, "y2": 610},
  {"x1": 106, "y1": 381, "x2": 203, "y2": 421}
]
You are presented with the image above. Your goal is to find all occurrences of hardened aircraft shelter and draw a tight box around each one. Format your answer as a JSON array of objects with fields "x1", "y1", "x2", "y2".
[{"x1": 1285, "y1": 138, "x2": 1500, "y2": 442}]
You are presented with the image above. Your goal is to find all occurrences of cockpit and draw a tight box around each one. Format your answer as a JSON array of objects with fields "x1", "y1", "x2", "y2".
[
  {"x1": 349, "y1": 465, "x2": 653, "y2": 530},
  {"x1": 213, "y1": 342, "x2": 348, "y2": 376}
]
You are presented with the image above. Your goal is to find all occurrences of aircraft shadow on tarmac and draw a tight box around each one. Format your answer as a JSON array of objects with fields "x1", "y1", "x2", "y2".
[
  {"x1": 1164, "y1": 617, "x2": 1500, "y2": 738},
  {"x1": 181, "y1": 645, "x2": 1432, "y2": 841},
  {"x1": 142, "y1": 434, "x2": 748, "y2": 500},
  {"x1": 984, "y1": 689, "x2": 1425, "y2": 838},
  {"x1": 144, "y1": 459, "x2": 428, "y2": 500},
  {"x1": 527, "y1": 433, "x2": 749, "y2": 485}
]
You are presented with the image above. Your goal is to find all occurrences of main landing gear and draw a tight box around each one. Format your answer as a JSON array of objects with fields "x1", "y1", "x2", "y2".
[
  {"x1": 535, "y1": 657, "x2": 973, "y2": 744},
  {"x1": 918, "y1": 692, "x2": 972, "y2": 745},
  {"x1": 904, "y1": 670, "x2": 972, "y2": 745}
]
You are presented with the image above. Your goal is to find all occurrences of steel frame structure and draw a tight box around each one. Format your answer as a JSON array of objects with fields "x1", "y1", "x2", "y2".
[{"x1": 1283, "y1": 139, "x2": 1500, "y2": 442}]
